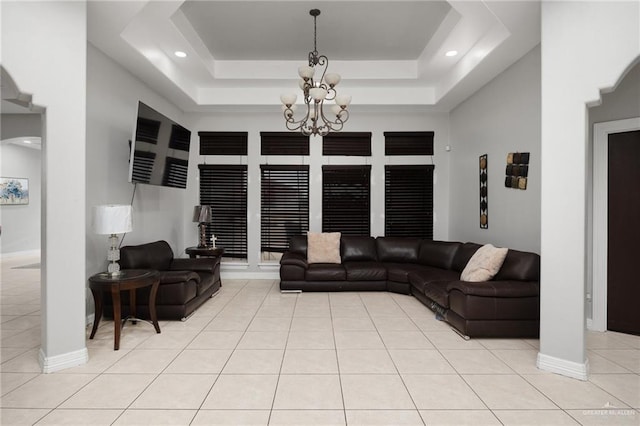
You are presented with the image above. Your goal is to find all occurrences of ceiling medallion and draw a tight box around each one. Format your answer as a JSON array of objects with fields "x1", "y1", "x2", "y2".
[{"x1": 280, "y1": 9, "x2": 351, "y2": 137}]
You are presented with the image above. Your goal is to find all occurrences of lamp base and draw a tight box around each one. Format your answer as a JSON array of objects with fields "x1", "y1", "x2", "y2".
[
  {"x1": 107, "y1": 234, "x2": 121, "y2": 275},
  {"x1": 198, "y1": 223, "x2": 208, "y2": 248}
]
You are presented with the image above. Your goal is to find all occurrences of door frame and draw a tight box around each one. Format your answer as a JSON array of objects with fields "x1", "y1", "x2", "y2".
[{"x1": 592, "y1": 117, "x2": 640, "y2": 331}]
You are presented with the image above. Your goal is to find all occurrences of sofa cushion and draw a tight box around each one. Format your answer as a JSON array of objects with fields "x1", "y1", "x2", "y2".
[
  {"x1": 494, "y1": 249, "x2": 540, "y2": 281},
  {"x1": 376, "y1": 237, "x2": 421, "y2": 263},
  {"x1": 341, "y1": 236, "x2": 378, "y2": 262},
  {"x1": 451, "y1": 242, "x2": 482, "y2": 272},
  {"x1": 408, "y1": 267, "x2": 461, "y2": 290},
  {"x1": 344, "y1": 261, "x2": 387, "y2": 281},
  {"x1": 385, "y1": 263, "x2": 426, "y2": 283},
  {"x1": 418, "y1": 240, "x2": 461, "y2": 270},
  {"x1": 305, "y1": 264, "x2": 346, "y2": 281},
  {"x1": 460, "y1": 244, "x2": 508, "y2": 282},
  {"x1": 120, "y1": 240, "x2": 174, "y2": 271},
  {"x1": 307, "y1": 232, "x2": 341, "y2": 264}
]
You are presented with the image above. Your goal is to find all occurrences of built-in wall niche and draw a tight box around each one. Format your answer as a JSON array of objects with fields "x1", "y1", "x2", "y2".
[{"x1": 504, "y1": 152, "x2": 530, "y2": 190}]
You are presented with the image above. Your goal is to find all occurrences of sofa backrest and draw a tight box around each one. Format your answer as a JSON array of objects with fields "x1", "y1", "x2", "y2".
[
  {"x1": 494, "y1": 249, "x2": 541, "y2": 281},
  {"x1": 418, "y1": 240, "x2": 461, "y2": 270},
  {"x1": 376, "y1": 237, "x2": 421, "y2": 263},
  {"x1": 288, "y1": 235, "x2": 308, "y2": 256},
  {"x1": 341, "y1": 236, "x2": 377, "y2": 262},
  {"x1": 451, "y1": 242, "x2": 482, "y2": 272},
  {"x1": 120, "y1": 240, "x2": 174, "y2": 271}
]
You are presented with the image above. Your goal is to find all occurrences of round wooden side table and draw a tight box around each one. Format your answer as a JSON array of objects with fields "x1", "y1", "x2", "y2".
[{"x1": 88, "y1": 269, "x2": 160, "y2": 350}]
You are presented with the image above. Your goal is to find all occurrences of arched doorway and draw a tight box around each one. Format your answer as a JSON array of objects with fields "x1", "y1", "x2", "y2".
[{"x1": 1, "y1": 66, "x2": 46, "y2": 370}]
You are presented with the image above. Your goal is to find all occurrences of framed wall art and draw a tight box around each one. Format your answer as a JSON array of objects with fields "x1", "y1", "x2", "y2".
[
  {"x1": 479, "y1": 154, "x2": 488, "y2": 229},
  {"x1": 0, "y1": 177, "x2": 29, "y2": 205},
  {"x1": 505, "y1": 152, "x2": 530, "y2": 190}
]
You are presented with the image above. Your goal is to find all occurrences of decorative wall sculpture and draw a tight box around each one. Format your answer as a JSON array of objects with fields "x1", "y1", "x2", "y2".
[
  {"x1": 505, "y1": 152, "x2": 530, "y2": 190},
  {"x1": 479, "y1": 154, "x2": 488, "y2": 229}
]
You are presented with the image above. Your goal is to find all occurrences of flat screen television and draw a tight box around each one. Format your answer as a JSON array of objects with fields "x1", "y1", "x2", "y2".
[{"x1": 128, "y1": 101, "x2": 191, "y2": 189}]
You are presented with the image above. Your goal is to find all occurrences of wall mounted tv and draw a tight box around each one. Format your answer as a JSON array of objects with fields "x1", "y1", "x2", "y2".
[{"x1": 128, "y1": 101, "x2": 191, "y2": 189}]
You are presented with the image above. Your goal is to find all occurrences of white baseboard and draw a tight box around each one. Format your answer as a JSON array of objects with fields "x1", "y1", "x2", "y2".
[
  {"x1": 537, "y1": 352, "x2": 589, "y2": 381},
  {"x1": 39, "y1": 347, "x2": 89, "y2": 373},
  {"x1": 221, "y1": 271, "x2": 280, "y2": 280}
]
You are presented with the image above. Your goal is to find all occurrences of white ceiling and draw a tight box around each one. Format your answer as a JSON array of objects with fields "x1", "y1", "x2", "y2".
[{"x1": 87, "y1": 0, "x2": 541, "y2": 112}]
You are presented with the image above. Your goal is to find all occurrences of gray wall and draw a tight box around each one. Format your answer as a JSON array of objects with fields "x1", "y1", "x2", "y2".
[
  {"x1": 448, "y1": 45, "x2": 541, "y2": 253},
  {"x1": 1, "y1": 113, "x2": 42, "y2": 139},
  {"x1": 1, "y1": 113, "x2": 42, "y2": 254}
]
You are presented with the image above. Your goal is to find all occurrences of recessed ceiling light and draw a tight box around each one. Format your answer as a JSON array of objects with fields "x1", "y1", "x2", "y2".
[
  {"x1": 445, "y1": 50, "x2": 458, "y2": 57},
  {"x1": 23, "y1": 140, "x2": 32, "y2": 144},
  {"x1": 174, "y1": 51, "x2": 187, "y2": 58}
]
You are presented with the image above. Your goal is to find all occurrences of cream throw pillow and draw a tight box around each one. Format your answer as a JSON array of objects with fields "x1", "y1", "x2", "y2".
[
  {"x1": 460, "y1": 244, "x2": 508, "y2": 282},
  {"x1": 307, "y1": 232, "x2": 341, "y2": 264}
]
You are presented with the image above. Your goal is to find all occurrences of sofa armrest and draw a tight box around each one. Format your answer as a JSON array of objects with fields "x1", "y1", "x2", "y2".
[
  {"x1": 446, "y1": 280, "x2": 539, "y2": 298},
  {"x1": 157, "y1": 270, "x2": 200, "y2": 285},
  {"x1": 280, "y1": 252, "x2": 308, "y2": 269},
  {"x1": 170, "y1": 258, "x2": 218, "y2": 274}
]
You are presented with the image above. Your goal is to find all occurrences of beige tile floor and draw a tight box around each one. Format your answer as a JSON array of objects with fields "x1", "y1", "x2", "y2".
[{"x1": 1, "y1": 254, "x2": 639, "y2": 425}]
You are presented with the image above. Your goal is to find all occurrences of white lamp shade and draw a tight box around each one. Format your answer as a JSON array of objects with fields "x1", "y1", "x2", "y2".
[
  {"x1": 280, "y1": 93, "x2": 297, "y2": 106},
  {"x1": 324, "y1": 73, "x2": 341, "y2": 86},
  {"x1": 93, "y1": 204, "x2": 132, "y2": 235},
  {"x1": 309, "y1": 88, "x2": 328, "y2": 101},
  {"x1": 335, "y1": 95, "x2": 352, "y2": 107},
  {"x1": 298, "y1": 65, "x2": 315, "y2": 79},
  {"x1": 331, "y1": 104, "x2": 343, "y2": 116}
]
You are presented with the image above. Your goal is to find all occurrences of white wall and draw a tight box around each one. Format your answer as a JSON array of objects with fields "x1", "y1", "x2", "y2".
[
  {"x1": 449, "y1": 46, "x2": 541, "y2": 253},
  {"x1": 186, "y1": 109, "x2": 451, "y2": 275},
  {"x1": 2, "y1": 1, "x2": 88, "y2": 372},
  {"x1": 0, "y1": 144, "x2": 41, "y2": 254},
  {"x1": 539, "y1": 1, "x2": 640, "y2": 380},
  {"x1": 1, "y1": 113, "x2": 42, "y2": 255},
  {"x1": 86, "y1": 44, "x2": 189, "y2": 269}
]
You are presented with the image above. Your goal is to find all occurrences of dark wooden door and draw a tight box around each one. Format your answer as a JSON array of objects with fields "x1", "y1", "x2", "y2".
[{"x1": 608, "y1": 130, "x2": 640, "y2": 335}]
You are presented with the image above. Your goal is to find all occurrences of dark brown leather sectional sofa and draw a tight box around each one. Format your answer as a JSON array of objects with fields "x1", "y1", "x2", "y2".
[
  {"x1": 104, "y1": 240, "x2": 221, "y2": 320},
  {"x1": 280, "y1": 236, "x2": 540, "y2": 338}
]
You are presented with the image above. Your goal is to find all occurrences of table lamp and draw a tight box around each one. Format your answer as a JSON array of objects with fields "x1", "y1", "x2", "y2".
[
  {"x1": 193, "y1": 205, "x2": 212, "y2": 248},
  {"x1": 93, "y1": 204, "x2": 133, "y2": 276}
]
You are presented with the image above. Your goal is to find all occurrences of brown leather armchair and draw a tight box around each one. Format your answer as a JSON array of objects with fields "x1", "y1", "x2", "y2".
[{"x1": 103, "y1": 240, "x2": 221, "y2": 320}]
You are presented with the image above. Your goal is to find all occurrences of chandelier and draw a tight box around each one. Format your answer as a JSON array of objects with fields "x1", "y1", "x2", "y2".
[{"x1": 280, "y1": 9, "x2": 351, "y2": 137}]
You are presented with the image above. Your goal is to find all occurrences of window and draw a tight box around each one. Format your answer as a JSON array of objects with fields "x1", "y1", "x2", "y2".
[
  {"x1": 199, "y1": 132, "x2": 248, "y2": 155},
  {"x1": 384, "y1": 131, "x2": 434, "y2": 155},
  {"x1": 385, "y1": 165, "x2": 434, "y2": 239},
  {"x1": 261, "y1": 165, "x2": 309, "y2": 261},
  {"x1": 322, "y1": 165, "x2": 371, "y2": 236},
  {"x1": 261, "y1": 132, "x2": 309, "y2": 155},
  {"x1": 323, "y1": 132, "x2": 372, "y2": 156},
  {"x1": 199, "y1": 165, "x2": 248, "y2": 259}
]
